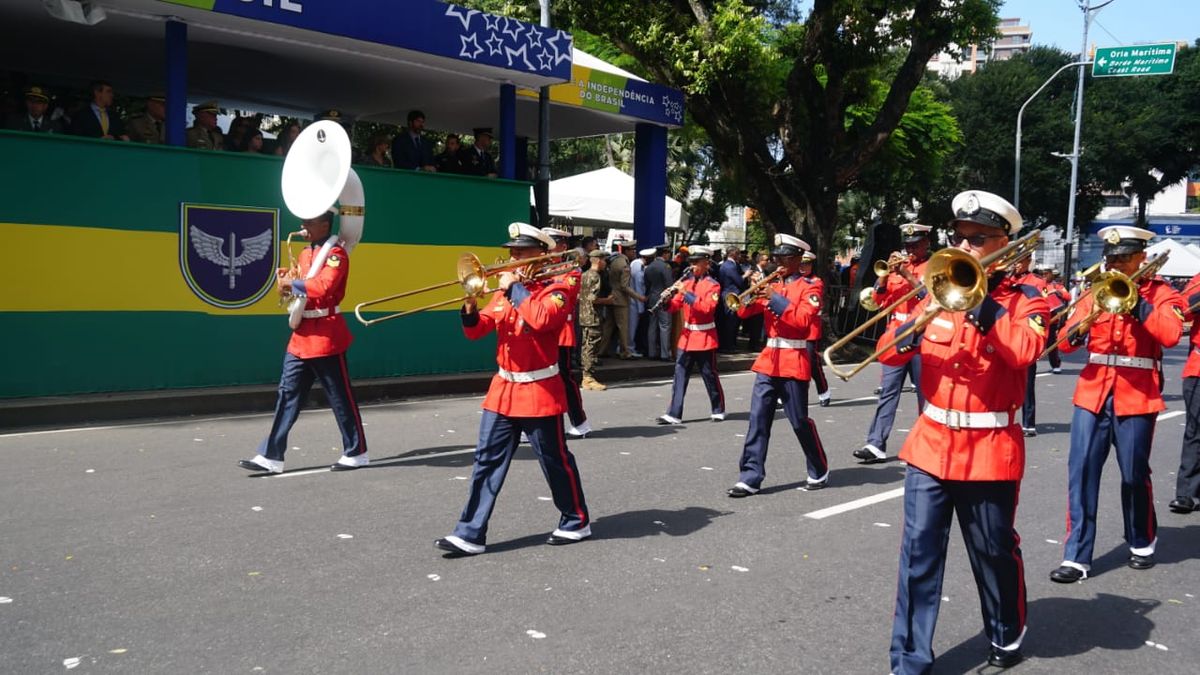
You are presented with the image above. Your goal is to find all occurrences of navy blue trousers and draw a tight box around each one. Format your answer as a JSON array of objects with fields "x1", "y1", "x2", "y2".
[
  {"x1": 1022, "y1": 363, "x2": 1038, "y2": 430},
  {"x1": 257, "y1": 351, "x2": 365, "y2": 462},
  {"x1": 807, "y1": 341, "x2": 829, "y2": 396},
  {"x1": 1063, "y1": 397, "x2": 1159, "y2": 567},
  {"x1": 865, "y1": 356, "x2": 924, "y2": 453},
  {"x1": 736, "y1": 373, "x2": 829, "y2": 487},
  {"x1": 452, "y1": 411, "x2": 589, "y2": 545},
  {"x1": 1046, "y1": 325, "x2": 1061, "y2": 369},
  {"x1": 666, "y1": 349, "x2": 725, "y2": 419},
  {"x1": 891, "y1": 466, "x2": 1026, "y2": 674},
  {"x1": 558, "y1": 346, "x2": 587, "y2": 427},
  {"x1": 1178, "y1": 377, "x2": 1200, "y2": 501}
]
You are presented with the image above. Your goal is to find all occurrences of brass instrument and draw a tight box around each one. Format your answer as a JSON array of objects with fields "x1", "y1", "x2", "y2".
[
  {"x1": 277, "y1": 229, "x2": 306, "y2": 309},
  {"x1": 823, "y1": 231, "x2": 1040, "y2": 381},
  {"x1": 873, "y1": 252, "x2": 910, "y2": 277},
  {"x1": 859, "y1": 287, "x2": 881, "y2": 311},
  {"x1": 724, "y1": 268, "x2": 787, "y2": 311},
  {"x1": 353, "y1": 249, "x2": 581, "y2": 326},
  {"x1": 1039, "y1": 252, "x2": 1169, "y2": 358},
  {"x1": 1049, "y1": 261, "x2": 1104, "y2": 324}
]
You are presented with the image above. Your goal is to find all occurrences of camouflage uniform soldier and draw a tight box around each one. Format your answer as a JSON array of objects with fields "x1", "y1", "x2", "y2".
[{"x1": 580, "y1": 249, "x2": 611, "y2": 390}]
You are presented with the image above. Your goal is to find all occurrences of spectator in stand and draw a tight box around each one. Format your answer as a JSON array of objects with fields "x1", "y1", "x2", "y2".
[
  {"x1": 360, "y1": 133, "x2": 392, "y2": 167},
  {"x1": 392, "y1": 109, "x2": 437, "y2": 171},
  {"x1": 435, "y1": 133, "x2": 466, "y2": 174},
  {"x1": 601, "y1": 240, "x2": 647, "y2": 359},
  {"x1": 275, "y1": 121, "x2": 301, "y2": 156},
  {"x1": 848, "y1": 255, "x2": 861, "y2": 287},
  {"x1": 186, "y1": 101, "x2": 224, "y2": 150},
  {"x1": 237, "y1": 128, "x2": 264, "y2": 153},
  {"x1": 459, "y1": 127, "x2": 497, "y2": 177},
  {"x1": 7, "y1": 86, "x2": 62, "y2": 133},
  {"x1": 126, "y1": 93, "x2": 165, "y2": 144},
  {"x1": 645, "y1": 247, "x2": 675, "y2": 360},
  {"x1": 70, "y1": 80, "x2": 127, "y2": 140},
  {"x1": 225, "y1": 116, "x2": 250, "y2": 152}
]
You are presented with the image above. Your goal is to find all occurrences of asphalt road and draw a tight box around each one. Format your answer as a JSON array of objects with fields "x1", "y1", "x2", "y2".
[{"x1": 2, "y1": 348, "x2": 1198, "y2": 674}]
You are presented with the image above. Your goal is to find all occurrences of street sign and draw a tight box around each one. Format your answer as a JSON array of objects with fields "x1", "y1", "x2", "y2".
[{"x1": 1092, "y1": 43, "x2": 1178, "y2": 77}]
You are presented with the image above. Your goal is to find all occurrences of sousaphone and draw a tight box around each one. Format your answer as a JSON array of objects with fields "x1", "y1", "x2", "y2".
[{"x1": 279, "y1": 121, "x2": 365, "y2": 328}]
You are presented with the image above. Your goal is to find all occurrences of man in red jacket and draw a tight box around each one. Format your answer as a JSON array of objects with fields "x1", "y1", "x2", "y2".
[
  {"x1": 1172, "y1": 271, "x2": 1200, "y2": 514},
  {"x1": 543, "y1": 227, "x2": 591, "y2": 437},
  {"x1": 1050, "y1": 226, "x2": 1184, "y2": 582},
  {"x1": 1042, "y1": 268, "x2": 1069, "y2": 373},
  {"x1": 799, "y1": 250, "x2": 831, "y2": 406},
  {"x1": 435, "y1": 223, "x2": 590, "y2": 557},
  {"x1": 1014, "y1": 259, "x2": 1048, "y2": 437},
  {"x1": 238, "y1": 209, "x2": 367, "y2": 474},
  {"x1": 881, "y1": 191, "x2": 1047, "y2": 672},
  {"x1": 727, "y1": 234, "x2": 830, "y2": 497},
  {"x1": 656, "y1": 246, "x2": 725, "y2": 425}
]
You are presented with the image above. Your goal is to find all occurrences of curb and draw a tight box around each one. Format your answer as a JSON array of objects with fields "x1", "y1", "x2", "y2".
[{"x1": 0, "y1": 353, "x2": 759, "y2": 431}]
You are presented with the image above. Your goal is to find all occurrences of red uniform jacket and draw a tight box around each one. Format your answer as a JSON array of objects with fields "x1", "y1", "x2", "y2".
[
  {"x1": 1060, "y1": 277, "x2": 1184, "y2": 415},
  {"x1": 287, "y1": 241, "x2": 353, "y2": 359},
  {"x1": 667, "y1": 274, "x2": 721, "y2": 352},
  {"x1": 737, "y1": 274, "x2": 819, "y2": 380},
  {"x1": 1044, "y1": 280, "x2": 1069, "y2": 320},
  {"x1": 1183, "y1": 273, "x2": 1200, "y2": 378},
  {"x1": 555, "y1": 268, "x2": 582, "y2": 348},
  {"x1": 878, "y1": 278, "x2": 1049, "y2": 481},
  {"x1": 463, "y1": 279, "x2": 571, "y2": 417},
  {"x1": 873, "y1": 259, "x2": 928, "y2": 331},
  {"x1": 800, "y1": 275, "x2": 824, "y2": 340}
]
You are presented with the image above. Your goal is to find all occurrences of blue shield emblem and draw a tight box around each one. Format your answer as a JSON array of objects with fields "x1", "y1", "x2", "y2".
[{"x1": 180, "y1": 203, "x2": 279, "y2": 309}]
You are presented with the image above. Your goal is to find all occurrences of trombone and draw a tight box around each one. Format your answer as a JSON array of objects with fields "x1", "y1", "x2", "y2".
[
  {"x1": 724, "y1": 268, "x2": 787, "y2": 311},
  {"x1": 1048, "y1": 261, "x2": 1104, "y2": 324},
  {"x1": 353, "y1": 249, "x2": 580, "y2": 326},
  {"x1": 1038, "y1": 252, "x2": 1169, "y2": 358},
  {"x1": 823, "y1": 231, "x2": 1040, "y2": 381}
]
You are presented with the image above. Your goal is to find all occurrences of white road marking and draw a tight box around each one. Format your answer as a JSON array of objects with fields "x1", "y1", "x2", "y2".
[
  {"x1": 829, "y1": 395, "x2": 879, "y2": 406},
  {"x1": 1157, "y1": 410, "x2": 1184, "y2": 421},
  {"x1": 804, "y1": 488, "x2": 905, "y2": 520},
  {"x1": 1036, "y1": 372, "x2": 1052, "y2": 378},
  {"x1": 269, "y1": 447, "x2": 478, "y2": 479}
]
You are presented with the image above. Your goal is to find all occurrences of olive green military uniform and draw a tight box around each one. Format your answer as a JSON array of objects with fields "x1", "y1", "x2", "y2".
[
  {"x1": 127, "y1": 113, "x2": 164, "y2": 144},
  {"x1": 580, "y1": 267, "x2": 605, "y2": 386}
]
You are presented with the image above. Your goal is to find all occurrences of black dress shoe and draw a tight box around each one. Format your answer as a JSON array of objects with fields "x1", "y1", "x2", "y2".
[
  {"x1": 546, "y1": 533, "x2": 587, "y2": 546},
  {"x1": 987, "y1": 646, "x2": 1023, "y2": 669},
  {"x1": 434, "y1": 538, "x2": 482, "y2": 557},
  {"x1": 852, "y1": 447, "x2": 887, "y2": 464},
  {"x1": 818, "y1": 398, "x2": 831, "y2": 407},
  {"x1": 329, "y1": 462, "x2": 361, "y2": 472},
  {"x1": 237, "y1": 459, "x2": 268, "y2": 472},
  {"x1": 1169, "y1": 496, "x2": 1198, "y2": 513},
  {"x1": 1128, "y1": 554, "x2": 1155, "y2": 570},
  {"x1": 727, "y1": 485, "x2": 757, "y2": 498},
  {"x1": 1049, "y1": 565, "x2": 1085, "y2": 583}
]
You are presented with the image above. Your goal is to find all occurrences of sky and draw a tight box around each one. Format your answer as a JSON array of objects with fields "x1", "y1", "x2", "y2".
[{"x1": 999, "y1": 0, "x2": 1200, "y2": 53}]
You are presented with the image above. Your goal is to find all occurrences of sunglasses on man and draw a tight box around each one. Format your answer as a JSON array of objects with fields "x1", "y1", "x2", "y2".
[{"x1": 949, "y1": 231, "x2": 1005, "y2": 247}]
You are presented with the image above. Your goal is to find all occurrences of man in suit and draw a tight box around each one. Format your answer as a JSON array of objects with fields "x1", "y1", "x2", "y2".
[
  {"x1": 459, "y1": 127, "x2": 498, "y2": 177},
  {"x1": 644, "y1": 248, "x2": 675, "y2": 360},
  {"x1": 435, "y1": 133, "x2": 466, "y2": 174},
  {"x1": 7, "y1": 86, "x2": 62, "y2": 133},
  {"x1": 186, "y1": 101, "x2": 224, "y2": 150},
  {"x1": 126, "y1": 93, "x2": 166, "y2": 144},
  {"x1": 70, "y1": 80, "x2": 127, "y2": 140},
  {"x1": 717, "y1": 247, "x2": 751, "y2": 352},
  {"x1": 391, "y1": 109, "x2": 436, "y2": 171}
]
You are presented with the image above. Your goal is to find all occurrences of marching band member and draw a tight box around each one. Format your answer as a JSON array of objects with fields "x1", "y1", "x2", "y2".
[
  {"x1": 727, "y1": 234, "x2": 830, "y2": 497},
  {"x1": 1171, "y1": 271, "x2": 1200, "y2": 514},
  {"x1": 799, "y1": 250, "x2": 831, "y2": 406},
  {"x1": 656, "y1": 246, "x2": 726, "y2": 425},
  {"x1": 1014, "y1": 258, "x2": 1048, "y2": 437},
  {"x1": 435, "y1": 223, "x2": 590, "y2": 557},
  {"x1": 1050, "y1": 226, "x2": 1184, "y2": 582},
  {"x1": 543, "y1": 227, "x2": 592, "y2": 437},
  {"x1": 854, "y1": 223, "x2": 931, "y2": 464},
  {"x1": 883, "y1": 191, "x2": 1046, "y2": 672},
  {"x1": 1042, "y1": 268, "x2": 1069, "y2": 373},
  {"x1": 238, "y1": 209, "x2": 368, "y2": 474}
]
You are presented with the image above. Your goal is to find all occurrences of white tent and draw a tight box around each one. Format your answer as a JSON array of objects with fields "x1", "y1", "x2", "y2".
[
  {"x1": 534, "y1": 166, "x2": 687, "y2": 231},
  {"x1": 1145, "y1": 238, "x2": 1200, "y2": 278},
  {"x1": 1187, "y1": 243, "x2": 1200, "y2": 260}
]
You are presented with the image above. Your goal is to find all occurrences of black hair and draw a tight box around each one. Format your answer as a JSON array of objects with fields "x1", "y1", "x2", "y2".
[{"x1": 408, "y1": 109, "x2": 425, "y2": 124}]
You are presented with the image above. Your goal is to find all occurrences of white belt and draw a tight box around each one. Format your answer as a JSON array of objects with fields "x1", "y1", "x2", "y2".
[
  {"x1": 684, "y1": 322, "x2": 716, "y2": 331},
  {"x1": 497, "y1": 363, "x2": 559, "y2": 383},
  {"x1": 1088, "y1": 353, "x2": 1158, "y2": 370},
  {"x1": 766, "y1": 337, "x2": 808, "y2": 349},
  {"x1": 301, "y1": 305, "x2": 340, "y2": 319},
  {"x1": 892, "y1": 313, "x2": 909, "y2": 322},
  {"x1": 923, "y1": 403, "x2": 1013, "y2": 430}
]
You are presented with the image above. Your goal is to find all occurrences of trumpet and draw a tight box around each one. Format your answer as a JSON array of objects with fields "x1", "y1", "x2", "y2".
[
  {"x1": 873, "y1": 252, "x2": 910, "y2": 277},
  {"x1": 724, "y1": 268, "x2": 787, "y2": 311},
  {"x1": 353, "y1": 249, "x2": 580, "y2": 326},
  {"x1": 1049, "y1": 261, "x2": 1104, "y2": 324},
  {"x1": 647, "y1": 270, "x2": 694, "y2": 313},
  {"x1": 823, "y1": 231, "x2": 1040, "y2": 381},
  {"x1": 1039, "y1": 252, "x2": 1169, "y2": 358}
]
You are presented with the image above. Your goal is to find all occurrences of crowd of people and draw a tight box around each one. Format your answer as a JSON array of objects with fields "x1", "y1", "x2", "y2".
[{"x1": 2, "y1": 82, "x2": 503, "y2": 175}]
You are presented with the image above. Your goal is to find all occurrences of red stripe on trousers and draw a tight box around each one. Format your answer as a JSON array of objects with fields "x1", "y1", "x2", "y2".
[
  {"x1": 555, "y1": 418, "x2": 587, "y2": 526},
  {"x1": 338, "y1": 353, "x2": 367, "y2": 454}
]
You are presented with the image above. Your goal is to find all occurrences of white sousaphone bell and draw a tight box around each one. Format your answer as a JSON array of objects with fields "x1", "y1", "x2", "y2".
[{"x1": 279, "y1": 120, "x2": 365, "y2": 328}]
